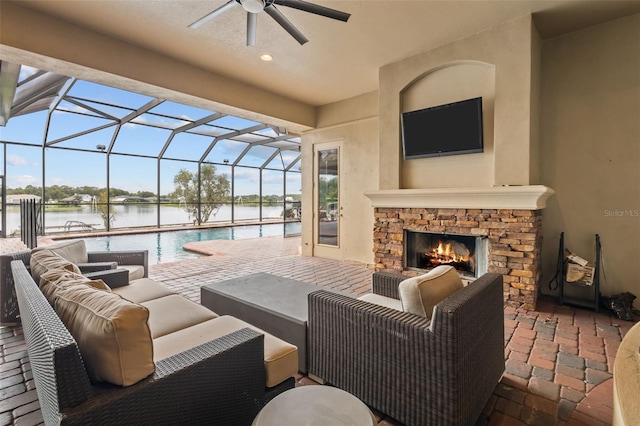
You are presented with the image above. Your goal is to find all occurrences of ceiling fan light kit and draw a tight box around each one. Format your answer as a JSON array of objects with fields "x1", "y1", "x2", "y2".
[{"x1": 189, "y1": 0, "x2": 350, "y2": 46}]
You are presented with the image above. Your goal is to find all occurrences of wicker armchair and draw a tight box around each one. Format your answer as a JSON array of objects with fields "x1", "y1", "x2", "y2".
[{"x1": 308, "y1": 271, "x2": 505, "y2": 426}]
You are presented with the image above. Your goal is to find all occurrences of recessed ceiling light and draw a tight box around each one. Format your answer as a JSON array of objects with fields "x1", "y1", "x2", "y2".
[{"x1": 260, "y1": 54, "x2": 273, "y2": 62}]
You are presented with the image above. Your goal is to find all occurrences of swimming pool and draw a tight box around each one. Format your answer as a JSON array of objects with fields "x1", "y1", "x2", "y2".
[{"x1": 81, "y1": 223, "x2": 299, "y2": 264}]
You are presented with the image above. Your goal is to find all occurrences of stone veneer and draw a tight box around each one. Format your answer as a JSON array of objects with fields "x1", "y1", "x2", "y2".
[{"x1": 373, "y1": 207, "x2": 543, "y2": 310}]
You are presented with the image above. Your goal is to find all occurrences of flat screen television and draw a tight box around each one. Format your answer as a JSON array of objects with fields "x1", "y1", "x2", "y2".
[{"x1": 401, "y1": 97, "x2": 483, "y2": 159}]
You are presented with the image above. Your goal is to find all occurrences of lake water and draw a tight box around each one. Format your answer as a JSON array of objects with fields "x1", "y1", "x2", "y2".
[{"x1": 4, "y1": 203, "x2": 290, "y2": 235}]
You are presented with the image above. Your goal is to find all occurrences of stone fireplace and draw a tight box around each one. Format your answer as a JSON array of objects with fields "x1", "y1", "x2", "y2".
[{"x1": 365, "y1": 186, "x2": 554, "y2": 310}]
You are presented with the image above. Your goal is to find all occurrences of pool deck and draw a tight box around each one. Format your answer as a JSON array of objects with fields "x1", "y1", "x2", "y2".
[{"x1": 0, "y1": 235, "x2": 637, "y2": 425}]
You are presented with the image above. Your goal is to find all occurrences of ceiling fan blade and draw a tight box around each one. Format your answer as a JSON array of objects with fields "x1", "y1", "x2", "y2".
[
  {"x1": 264, "y1": 5, "x2": 308, "y2": 45},
  {"x1": 188, "y1": 0, "x2": 239, "y2": 29},
  {"x1": 247, "y1": 12, "x2": 258, "y2": 46},
  {"x1": 274, "y1": 0, "x2": 350, "y2": 22}
]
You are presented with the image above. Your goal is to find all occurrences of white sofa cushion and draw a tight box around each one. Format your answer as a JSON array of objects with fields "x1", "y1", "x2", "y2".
[
  {"x1": 398, "y1": 265, "x2": 464, "y2": 318},
  {"x1": 153, "y1": 316, "x2": 298, "y2": 388},
  {"x1": 54, "y1": 284, "x2": 154, "y2": 386},
  {"x1": 141, "y1": 294, "x2": 218, "y2": 338},
  {"x1": 111, "y1": 278, "x2": 175, "y2": 303}
]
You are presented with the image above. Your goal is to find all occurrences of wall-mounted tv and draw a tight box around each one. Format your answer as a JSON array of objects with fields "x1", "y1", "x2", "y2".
[{"x1": 401, "y1": 97, "x2": 484, "y2": 159}]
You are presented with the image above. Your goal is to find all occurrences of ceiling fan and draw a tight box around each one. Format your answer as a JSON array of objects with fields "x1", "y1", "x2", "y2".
[{"x1": 188, "y1": 0, "x2": 350, "y2": 46}]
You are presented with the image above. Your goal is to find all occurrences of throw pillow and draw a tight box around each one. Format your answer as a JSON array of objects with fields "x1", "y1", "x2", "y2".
[
  {"x1": 54, "y1": 285, "x2": 155, "y2": 386},
  {"x1": 399, "y1": 265, "x2": 464, "y2": 318},
  {"x1": 30, "y1": 249, "x2": 81, "y2": 283},
  {"x1": 33, "y1": 239, "x2": 89, "y2": 264},
  {"x1": 39, "y1": 269, "x2": 111, "y2": 305}
]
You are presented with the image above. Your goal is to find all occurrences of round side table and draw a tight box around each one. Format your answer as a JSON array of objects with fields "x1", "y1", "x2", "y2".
[{"x1": 252, "y1": 385, "x2": 376, "y2": 425}]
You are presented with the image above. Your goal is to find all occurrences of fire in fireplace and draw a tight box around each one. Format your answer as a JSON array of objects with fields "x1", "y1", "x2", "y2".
[
  {"x1": 404, "y1": 231, "x2": 488, "y2": 278},
  {"x1": 428, "y1": 240, "x2": 473, "y2": 271}
]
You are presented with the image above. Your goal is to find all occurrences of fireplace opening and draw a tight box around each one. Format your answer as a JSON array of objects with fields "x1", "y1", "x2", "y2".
[{"x1": 404, "y1": 231, "x2": 488, "y2": 278}]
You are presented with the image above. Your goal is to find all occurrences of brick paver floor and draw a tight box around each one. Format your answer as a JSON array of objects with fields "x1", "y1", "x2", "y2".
[{"x1": 0, "y1": 235, "x2": 637, "y2": 425}]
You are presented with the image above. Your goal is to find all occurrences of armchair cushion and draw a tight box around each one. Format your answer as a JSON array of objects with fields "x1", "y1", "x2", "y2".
[
  {"x1": 398, "y1": 265, "x2": 463, "y2": 318},
  {"x1": 119, "y1": 264, "x2": 145, "y2": 281},
  {"x1": 357, "y1": 293, "x2": 403, "y2": 311},
  {"x1": 54, "y1": 284, "x2": 155, "y2": 386}
]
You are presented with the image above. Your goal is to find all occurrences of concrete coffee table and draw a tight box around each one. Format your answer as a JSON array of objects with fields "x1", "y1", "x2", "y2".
[
  {"x1": 200, "y1": 272, "x2": 322, "y2": 372},
  {"x1": 252, "y1": 386, "x2": 376, "y2": 426}
]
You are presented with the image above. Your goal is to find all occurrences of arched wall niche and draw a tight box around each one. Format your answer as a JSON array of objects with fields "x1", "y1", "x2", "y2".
[{"x1": 400, "y1": 61, "x2": 496, "y2": 189}]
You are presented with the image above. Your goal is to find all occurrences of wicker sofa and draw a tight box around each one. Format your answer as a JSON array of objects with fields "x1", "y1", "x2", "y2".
[
  {"x1": 5, "y1": 241, "x2": 298, "y2": 425},
  {"x1": 308, "y1": 270, "x2": 505, "y2": 426}
]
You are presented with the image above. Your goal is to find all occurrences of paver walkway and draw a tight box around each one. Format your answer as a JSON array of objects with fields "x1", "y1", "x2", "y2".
[{"x1": 0, "y1": 235, "x2": 637, "y2": 425}]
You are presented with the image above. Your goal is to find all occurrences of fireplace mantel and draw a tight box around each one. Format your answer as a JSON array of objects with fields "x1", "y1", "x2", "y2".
[{"x1": 364, "y1": 185, "x2": 555, "y2": 210}]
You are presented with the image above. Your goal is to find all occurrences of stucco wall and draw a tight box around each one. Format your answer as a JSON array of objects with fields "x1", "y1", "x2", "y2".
[
  {"x1": 400, "y1": 62, "x2": 496, "y2": 188},
  {"x1": 315, "y1": 91, "x2": 378, "y2": 129},
  {"x1": 379, "y1": 15, "x2": 537, "y2": 189},
  {"x1": 301, "y1": 93, "x2": 378, "y2": 263},
  {"x1": 539, "y1": 14, "x2": 640, "y2": 297},
  {"x1": 302, "y1": 117, "x2": 378, "y2": 263},
  {"x1": 529, "y1": 24, "x2": 543, "y2": 185}
]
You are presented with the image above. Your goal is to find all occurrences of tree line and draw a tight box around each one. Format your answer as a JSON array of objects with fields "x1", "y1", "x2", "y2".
[
  {"x1": 8, "y1": 185, "x2": 299, "y2": 204},
  {"x1": 6, "y1": 185, "x2": 154, "y2": 201}
]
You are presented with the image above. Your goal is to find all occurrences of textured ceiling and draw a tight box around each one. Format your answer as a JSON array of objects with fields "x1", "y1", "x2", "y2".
[{"x1": 6, "y1": 0, "x2": 640, "y2": 107}]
